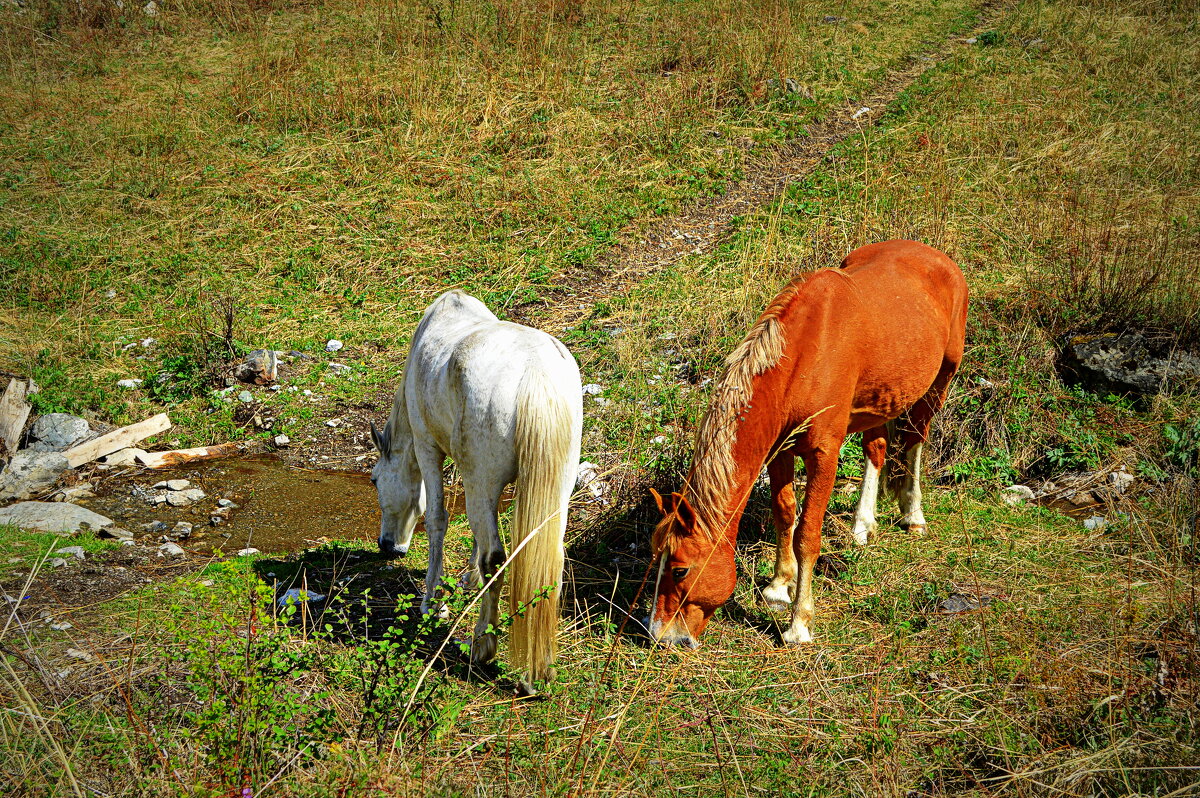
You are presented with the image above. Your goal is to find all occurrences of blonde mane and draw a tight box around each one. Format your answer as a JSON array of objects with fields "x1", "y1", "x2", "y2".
[{"x1": 676, "y1": 276, "x2": 809, "y2": 541}]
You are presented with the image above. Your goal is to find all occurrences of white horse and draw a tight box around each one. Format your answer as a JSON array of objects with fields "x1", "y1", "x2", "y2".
[{"x1": 370, "y1": 290, "x2": 583, "y2": 686}]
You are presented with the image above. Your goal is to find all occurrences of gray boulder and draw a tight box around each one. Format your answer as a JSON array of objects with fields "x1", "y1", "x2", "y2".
[
  {"x1": 0, "y1": 501, "x2": 114, "y2": 534},
  {"x1": 1061, "y1": 332, "x2": 1200, "y2": 398},
  {"x1": 0, "y1": 451, "x2": 70, "y2": 501},
  {"x1": 29, "y1": 414, "x2": 91, "y2": 452},
  {"x1": 235, "y1": 349, "x2": 279, "y2": 385}
]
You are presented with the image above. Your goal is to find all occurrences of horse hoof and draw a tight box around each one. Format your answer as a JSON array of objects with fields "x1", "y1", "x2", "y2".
[
  {"x1": 761, "y1": 584, "x2": 792, "y2": 613},
  {"x1": 903, "y1": 523, "x2": 927, "y2": 535},
  {"x1": 781, "y1": 626, "x2": 813, "y2": 647},
  {"x1": 471, "y1": 633, "x2": 497, "y2": 664}
]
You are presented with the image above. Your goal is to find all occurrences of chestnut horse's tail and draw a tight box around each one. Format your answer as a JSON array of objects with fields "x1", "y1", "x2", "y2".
[{"x1": 508, "y1": 374, "x2": 572, "y2": 685}]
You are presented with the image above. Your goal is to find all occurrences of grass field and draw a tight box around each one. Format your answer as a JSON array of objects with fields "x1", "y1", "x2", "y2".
[{"x1": 1, "y1": 0, "x2": 1198, "y2": 794}]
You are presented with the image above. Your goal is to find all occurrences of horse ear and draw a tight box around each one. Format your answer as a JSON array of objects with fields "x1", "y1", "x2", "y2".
[
  {"x1": 370, "y1": 421, "x2": 390, "y2": 460},
  {"x1": 672, "y1": 492, "x2": 697, "y2": 529},
  {"x1": 649, "y1": 487, "x2": 667, "y2": 516}
]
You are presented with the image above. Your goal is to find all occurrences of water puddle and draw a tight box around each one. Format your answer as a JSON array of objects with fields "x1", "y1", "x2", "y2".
[{"x1": 85, "y1": 457, "x2": 383, "y2": 555}]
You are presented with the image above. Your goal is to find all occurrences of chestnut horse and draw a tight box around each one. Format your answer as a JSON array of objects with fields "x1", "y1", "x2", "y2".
[{"x1": 649, "y1": 240, "x2": 968, "y2": 647}]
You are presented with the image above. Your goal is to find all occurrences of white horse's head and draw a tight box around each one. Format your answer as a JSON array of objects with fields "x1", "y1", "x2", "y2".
[{"x1": 369, "y1": 420, "x2": 424, "y2": 557}]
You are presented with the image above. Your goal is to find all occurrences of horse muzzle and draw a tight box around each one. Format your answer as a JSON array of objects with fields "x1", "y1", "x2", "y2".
[
  {"x1": 647, "y1": 615, "x2": 699, "y2": 650},
  {"x1": 378, "y1": 536, "x2": 410, "y2": 557}
]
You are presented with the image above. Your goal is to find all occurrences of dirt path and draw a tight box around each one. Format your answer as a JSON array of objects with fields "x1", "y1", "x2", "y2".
[{"x1": 524, "y1": 0, "x2": 1012, "y2": 334}]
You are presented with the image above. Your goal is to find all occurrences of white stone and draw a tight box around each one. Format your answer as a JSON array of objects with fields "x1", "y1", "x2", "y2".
[
  {"x1": 117, "y1": 379, "x2": 143, "y2": 389},
  {"x1": 56, "y1": 546, "x2": 85, "y2": 560},
  {"x1": 1109, "y1": 469, "x2": 1134, "y2": 495},
  {"x1": 582, "y1": 384, "x2": 604, "y2": 395},
  {"x1": 158, "y1": 542, "x2": 185, "y2": 557},
  {"x1": 1001, "y1": 484, "x2": 1035, "y2": 506},
  {"x1": 66, "y1": 648, "x2": 94, "y2": 662},
  {"x1": 1083, "y1": 516, "x2": 1107, "y2": 532},
  {"x1": 325, "y1": 339, "x2": 343, "y2": 352},
  {"x1": 237, "y1": 548, "x2": 260, "y2": 557},
  {"x1": 165, "y1": 479, "x2": 190, "y2": 491},
  {"x1": 273, "y1": 434, "x2": 290, "y2": 447},
  {"x1": 0, "y1": 502, "x2": 114, "y2": 534}
]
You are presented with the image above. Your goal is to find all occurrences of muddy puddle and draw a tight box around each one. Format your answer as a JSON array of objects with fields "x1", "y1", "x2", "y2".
[{"x1": 84, "y1": 457, "x2": 393, "y2": 556}]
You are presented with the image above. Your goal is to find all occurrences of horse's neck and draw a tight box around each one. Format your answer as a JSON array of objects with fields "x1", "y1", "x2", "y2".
[{"x1": 387, "y1": 379, "x2": 417, "y2": 464}]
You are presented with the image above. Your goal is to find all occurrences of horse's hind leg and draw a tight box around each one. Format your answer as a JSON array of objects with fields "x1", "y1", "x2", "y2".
[
  {"x1": 850, "y1": 426, "x2": 887, "y2": 546},
  {"x1": 895, "y1": 358, "x2": 959, "y2": 532},
  {"x1": 463, "y1": 479, "x2": 506, "y2": 666},
  {"x1": 762, "y1": 449, "x2": 797, "y2": 612}
]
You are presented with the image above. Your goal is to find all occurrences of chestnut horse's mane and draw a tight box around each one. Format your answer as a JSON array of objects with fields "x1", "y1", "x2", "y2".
[{"x1": 669, "y1": 270, "x2": 828, "y2": 543}]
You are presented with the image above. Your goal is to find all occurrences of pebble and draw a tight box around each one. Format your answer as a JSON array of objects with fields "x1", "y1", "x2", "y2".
[
  {"x1": 66, "y1": 648, "x2": 94, "y2": 662},
  {"x1": 325, "y1": 339, "x2": 343, "y2": 352},
  {"x1": 166, "y1": 488, "x2": 206, "y2": 507},
  {"x1": 582, "y1": 384, "x2": 604, "y2": 395},
  {"x1": 325, "y1": 419, "x2": 341, "y2": 427},
  {"x1": 49, "y1": 621, "x2": 73, "y2": 631},
  {"x1": 50, "y1": 558, "x2": 68, "y2": 568},
  {"x1": 237, "y1": 548, "x2": 260, "y2": 557},
  {"x1": 143, "y1": 520, "x2": 169, "y2": 534},
  {"x1": 166, "y1": 479, "x2": 190, "y2": 491},
  {"x1": 1001, "y1": 484, "x2": 1035, "y2": 506},
  {"x1": 1083, "y1": 516, "x2": 1107, "y2": 532},
  {"x1": 217, "y1": 498, "x2": 236, "y2": 508},
  {"x1": 274, "y1": 435, "x2": 290, "y2": 447},
  {"x1": 116, "y1": 379, "x2": 143, "y2": 389},
  {"x1": 158, "y1": 542, "x2": 186, "y2": 557},
  {"x1": 56, "y1": 546, "x2": 85, "y2": 560},
  {"x1": 238, "y1": 391, "x2": 254, "y2": 403}
]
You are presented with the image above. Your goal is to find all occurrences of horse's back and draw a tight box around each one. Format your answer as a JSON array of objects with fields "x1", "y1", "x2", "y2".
[{"x1": 774, "y1": 241, "x2": 967, "y2": 435}]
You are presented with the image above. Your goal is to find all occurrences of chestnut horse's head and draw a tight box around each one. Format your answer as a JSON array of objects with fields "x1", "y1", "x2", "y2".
[{"x1": 648, "y1": 488, "x2": 737, "y2": 648}]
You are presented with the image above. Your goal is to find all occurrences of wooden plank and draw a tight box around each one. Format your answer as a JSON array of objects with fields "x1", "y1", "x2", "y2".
[
  {"x1": 63, "y1": 412, "x2": 172, "y2": 468},
  {"x1": 0, "y1": 379, "x2": 33, "y2": 457},
  {"x1": 135, "y1": 442, "x2": 244, "y2": 469}
]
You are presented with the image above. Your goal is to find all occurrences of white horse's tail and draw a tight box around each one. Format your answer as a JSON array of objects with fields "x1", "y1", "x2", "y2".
[{"x1": 508, "y1": 373, "x2": 573, "y2": 685}]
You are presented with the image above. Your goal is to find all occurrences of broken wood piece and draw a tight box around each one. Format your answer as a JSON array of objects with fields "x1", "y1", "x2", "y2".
[
  {"x1": 135, "y1": 442, "x2": 244, "y2": 469},
  {"x1": 62, "y1": 412, "x2": 172, "y2": 468},
  {"x1": 0, "y1": 379, "x2": 36, "y2": 459}
]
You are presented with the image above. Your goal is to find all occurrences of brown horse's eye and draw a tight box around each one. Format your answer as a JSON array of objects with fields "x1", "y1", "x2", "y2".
[{"x1": 672, "y1": 567, "x2": 689, "y2": 582}]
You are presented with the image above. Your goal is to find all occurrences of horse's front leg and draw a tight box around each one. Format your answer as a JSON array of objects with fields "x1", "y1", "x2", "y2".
[
  {"x1": 783, "y1": 444, "x2": 839, "y2": 646},
  {"x1": 762, "y1": 449, "x2": 797, "y2": 612},
  {"x1": 463, "y1": 481, "x2": 505, "y2": 666},
  {"x1": 416, "y1": 446, "x2": 448, "y2": 618}
]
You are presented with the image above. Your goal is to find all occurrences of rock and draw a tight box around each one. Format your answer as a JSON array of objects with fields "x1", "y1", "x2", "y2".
[
  {"x1": 65, "y1": 648, "x2": 94, "y2": 662},
  {"x1": 142, "y1": 0, "x2": 156, "y2": 14},
  {"x1": 278, "y1": 588, "x2": 326, "y2": 606},
  {"x1": 576, "y1": 461, "x2": 610, "y2": 506},
  {"x1": 99, "y1": 526, "x2": 134, "y2": 541},
  {"x1": 165, "y1": 479, "x2": 190, "y2": 491},
  {"x1": 158, "y1": 542, "x2": 185, "y2": 557},
  {"x1": 0, "y1": 451, "x2": 70, "y2": 501},
  {"x1": 273, "y1": 434, "x2": 290, "y2": 447},
  {"x1": 171, "y1": 522, "x2": 193, "y2": 539},
  {"x1": 1108, "y1": 468, "x2": 1134, "y2": 495},
  {"x1": 0, "y1": 502, "x2": 113, "y2": 534},
  {"x1": 217, "y1": 498, "x2": 236, "y2": 508},
  {"x1": 49, "y1": 621, "x2": 72, "y2": 631},
  {"x1": 50, "y1": 558, "x2": 68, "y2": 568},
  {"x1": 1001, "y1": 484, "x2": 1035, "y2": 506},
  {"x1": 938, "y1": 593, "x2": 994, "y2": 614},
  {"x1": 582, "y1": 384, "x2": 604, "y2": 395},
  {"x1": 821, "y1": 14, "x2": 845, "y2": 23},
  {"x1": 1083, "y1": 516, "x2": 1107, "y2": 531},
  {"x1": 142, "y1": 520, "x2": 168, "y2": 534},
  {"x1": 56, "y1": 546, "x2": 85, "y2": 560},
  {"x1": 328, "y1": 362, "x2": 351, "y2": 374},
  {"x1": 325, "y1": 339, "x2": 343, "y2": 352},
  {"x1": 325, "y1": 419, "x2": 341, "y2": 428},
  {"x1": 965, "y1": 37, "x2": 977, "y2": 44},
  {"x1": 53, "y1": 483, "x2": 96, "y2": 502},
  {"x1": 238, "y1": 391, "x2": 254, "y2": 403},
  {"x1": 166, "y1": 488, "x2": 205, "y2": 507},
  {"x1": 851, "y1": 106, "x2": 871, "y2": 120},
  {"x1": 29, "y1": 413, "x2": 91, "y2": 452},
  {"x1": 1060, "y1": 331, "x2": 1200, "y2": 398},
  {"x1": 236, "y1": 547, "x2": 259, "y2": 557},
  {"x1": 100, "y1": 447, "x2": 148, "y2": 466},
  {"x1": 116, "y1": 379, "x2": 143, "y2": 389},
  {"x1": 235, "y1": 349, "x2": 279, "y2": 385}
]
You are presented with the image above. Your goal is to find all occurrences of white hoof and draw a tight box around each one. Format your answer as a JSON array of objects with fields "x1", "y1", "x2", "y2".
[
  {"x1": 850, "y1": 519, "x2": 876, "y2": 547},
  {"x1": 761, "y1": 582, "x2": 793, "y2": 613},
  {"x1": 781, "y1": 624, "x2": 813, "y2": 647}
]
